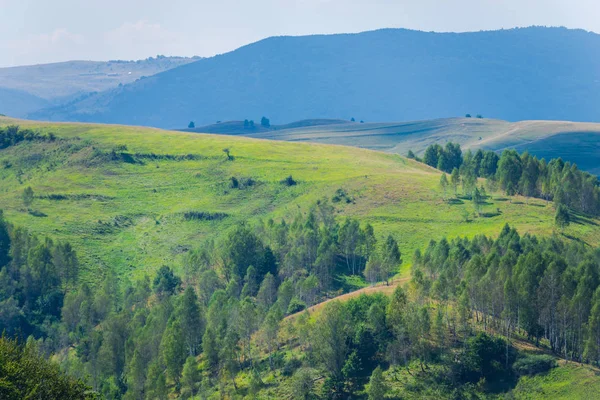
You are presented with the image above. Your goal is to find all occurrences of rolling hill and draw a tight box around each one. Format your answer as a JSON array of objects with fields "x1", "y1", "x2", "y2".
[
  {"x1": 189, "y1": 117, "x2": 600, "y2": 175},
  {"x1": 30, "y1": 26, "x2": 600, "y2": 128},
  {"x1": 0, "y1": 57, "x2": 199, "y2": 118},
  {"x1": 1, "y1": 117, "x2": 596, "y2": 283}
]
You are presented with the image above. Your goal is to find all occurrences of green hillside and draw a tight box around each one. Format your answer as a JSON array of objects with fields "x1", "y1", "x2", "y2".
[
  {"x1": 2, "y1": 117, "x2": 596, "y2": 283},
  {"x1": 192, "y1": 117, "x2": 600, "y2": 175}
]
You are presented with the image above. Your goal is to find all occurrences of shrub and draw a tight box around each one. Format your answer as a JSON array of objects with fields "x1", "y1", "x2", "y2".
[
  {"x1": 282, "y1": 357, "x2": 302, "y2": 377},
  {"x1": 281, "y1": 175, "x2": 297, "y2": 186},
  {"x1": 183, "y1": 211, "x2": 228, "y2": 221},
  {"x1": 513, "y1": 354, "x2": 557, "y2": 376},
  {"x1": 287, "y1": 297, "x2": 306, "y2": 314},
  {"x1": 332, "y1": 188, "x2": 353, "y2": 204}
]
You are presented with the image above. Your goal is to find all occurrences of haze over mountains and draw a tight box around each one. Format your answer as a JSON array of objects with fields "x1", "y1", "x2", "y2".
[
  {"x1": 24, "y1": 26, "x2": 600, "y2": 129},
  {"x1": 0, "y1": 56, "x2": 198, "y2": 118}
]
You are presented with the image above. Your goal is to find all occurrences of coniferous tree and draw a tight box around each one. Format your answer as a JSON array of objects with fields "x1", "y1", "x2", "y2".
[
  {"x1": 181, "y1": 356, "x2": 200, "y2": 398},
  {"x1": 161, "y1": 319, "x2": 186, "y2": 386},
  {"x1": 180, "y1": 287, "x2": 204, "y2": 356}
]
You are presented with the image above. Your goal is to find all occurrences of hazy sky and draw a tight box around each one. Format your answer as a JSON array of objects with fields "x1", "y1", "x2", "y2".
[{"x1": 0, "y1": 0, "x2": 598, "y2": 67}]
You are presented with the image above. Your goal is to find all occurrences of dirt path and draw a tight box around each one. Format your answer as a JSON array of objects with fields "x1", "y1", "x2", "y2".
[{"x1": 285, "y1": 277, "x2": 410, "y2": 321}]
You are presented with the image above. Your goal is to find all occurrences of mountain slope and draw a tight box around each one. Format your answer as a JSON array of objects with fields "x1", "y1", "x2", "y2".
[
  {"x1": 189, "y1": 117, "x2": 600, "y2": 174},
  {"x1": 2, "y1": 117, "x2": 595, "y2": 282},
  {"x1": 0, "y1": 87, "x2": 50, "y2": 118},
  {"x1": 0, "y1": 57, "x2": 199, "y2": 99},
  {"x1": 32, "y1": 27, "x2": 600, "y2": 128}
]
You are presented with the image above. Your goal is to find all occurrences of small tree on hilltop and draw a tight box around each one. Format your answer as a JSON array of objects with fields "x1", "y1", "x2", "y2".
[
  {"x1": 188, "y1": 121, "x2": 195, "y2": 129},
  {"x1": 555, "y1": 205, "x2": 570, "y2": 231},
  {"x1": 261, "y1": 116, "x2": 271, "y2": 128},
  {"x1": 439, "y1": 173, "x2": 449, "y2": 200},
  {"x1": 223, "y1": 148, "x2": 233, "y2": 161},
  {"x1": 22, "y1": 186, "x2": 34, "y2": 208},
  {"x1": 407, "y1": 150, "x2": 416, "y2": 159},
  {"x1": 465, "y1": 114, "x2": 472, "y2": 118}
]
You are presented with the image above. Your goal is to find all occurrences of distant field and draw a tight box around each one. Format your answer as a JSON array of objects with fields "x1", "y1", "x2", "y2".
[
  {"x1": 1, "y1": 117, "x2": 598, "y2": 283},
  {"x1": 190, "y1": 117, "x2": 600, "y2": 175}
]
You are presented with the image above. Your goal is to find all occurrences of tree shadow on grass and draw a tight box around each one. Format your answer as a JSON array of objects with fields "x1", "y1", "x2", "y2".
[
  {"x1": 527, "y1": 203, "x2": 546, "y2": 208},
  {"x1": 447, "y1": 198, "x2": 464, "y2": 205},
  {"x1": 480, "y1": 211, "x2": 502, "y2": 218},
  {"x1": 561, "y1": 232, "x2": 589, "y2": 246},
  {"x1": 28, "y1": 209, "x2": 47, "y2": 217},
  {"x1": 494, "y1": 197, "x2": 510, "y2": 202},
  {"x1": 570, "y1": 211, "x2": 599, "y2": 226}
]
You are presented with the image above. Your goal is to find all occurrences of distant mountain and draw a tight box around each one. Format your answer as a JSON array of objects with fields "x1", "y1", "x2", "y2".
[
  {"x1": 31, "y1": 27, "x2": 600, "y2": 128},
  {"x1": 0, "y1": 87, "x2": 49, "y2": 118},
  {"x1": 0, "y1": 56, "x2": 199, "y2": 118},
  {"x1": 188, "y1": 117, "x2": 600, "y2": 175}
]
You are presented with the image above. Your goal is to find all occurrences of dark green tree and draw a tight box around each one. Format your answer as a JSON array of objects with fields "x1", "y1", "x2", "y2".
[
  {"x1": 555, "y1": 205, "x2": 570, "y2": 230},
  {"x1": 153, "y1": 266, "x2": 181, "y2": 299}
]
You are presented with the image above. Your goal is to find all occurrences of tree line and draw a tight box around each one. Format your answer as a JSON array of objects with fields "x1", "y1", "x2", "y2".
[
  {"x1": 410, "y1": 142, "x2": 600, "y2": 216},
  {"x1": 0, "y1": 125, "x2": 56, "y2": 149},
  {"x1": 413, "y1": 224, "x2": 600, "y2": 365}
]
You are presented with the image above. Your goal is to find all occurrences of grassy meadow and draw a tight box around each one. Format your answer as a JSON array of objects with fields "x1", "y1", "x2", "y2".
[{"x1": 1, "y1": 117, "x2": 598, "y2": 283}]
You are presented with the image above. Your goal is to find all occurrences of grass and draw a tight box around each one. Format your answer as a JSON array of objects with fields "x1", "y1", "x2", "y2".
[
  {"x1": 508, "y1": 361, "x2": 600, "y2": 399},
  {"x1": 1, "y1": 117, "x2": 599, "y2": 284}
]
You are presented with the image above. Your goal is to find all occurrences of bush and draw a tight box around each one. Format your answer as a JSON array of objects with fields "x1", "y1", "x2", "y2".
[
  {"x1": 513, "y1": 354, "x2": 557, "y2": 376},
  {"x1": 281, "y1": 175, "x2": 297, "y2": 186},
  {"x1": 452, "y1": 332, "x2": 515, "y2": 384},
  {"x1": 287, "y1": 297, "x2": 306, "y2": 314},
  {"x1": 332, "y1": 188, "x2": 352, "y2": 203},
  {"x1": 183, "y1": 211, "x2": 228, "y2": 221},
  {"x1": 282, "y1": 357, "x2": 302, "y2": 377}
]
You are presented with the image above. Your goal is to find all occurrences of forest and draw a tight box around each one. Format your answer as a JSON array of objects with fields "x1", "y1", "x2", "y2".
[
  {"x1": 412, "y1": 142, "x2": 600, "y2": 216},
  {"x1": 3, "y1": 139, "x2": 600, "y2": 398},
  {"x1": 0, "y1": 201, "x2": 401, "y2": 398}
]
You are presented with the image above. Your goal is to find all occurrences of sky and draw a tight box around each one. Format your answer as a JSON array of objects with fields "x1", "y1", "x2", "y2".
[{"x1": 0, "y1": 0, "x2": 598, "y2": 67}]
